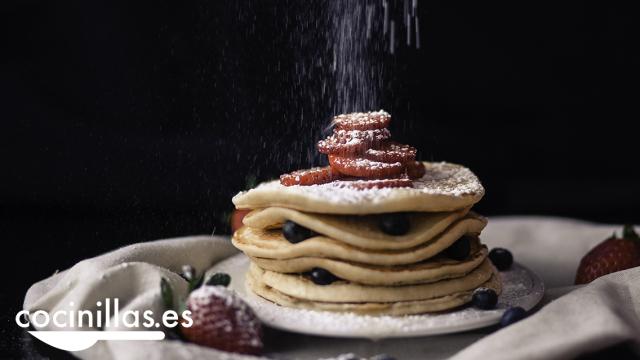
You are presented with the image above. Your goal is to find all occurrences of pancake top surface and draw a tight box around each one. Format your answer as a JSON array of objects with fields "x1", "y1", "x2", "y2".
[{"x1": 233, "y1": 162, "x2": 484, "y2": 214}]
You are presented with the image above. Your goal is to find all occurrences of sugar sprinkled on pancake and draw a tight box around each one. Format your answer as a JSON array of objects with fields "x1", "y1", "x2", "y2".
[{"x1": 233, "y1": 162, "x2": 484, "y2": 214}]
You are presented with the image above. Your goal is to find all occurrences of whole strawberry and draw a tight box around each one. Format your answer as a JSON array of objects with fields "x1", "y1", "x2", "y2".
[
  {"x1": 180, "y1": 285, "x2": 263, "y2": 355},
  {"x1": 161, "y1": 270, "x2": 263, "y2": 355},
  {"x1": 575, "y1": 225, "x2": 640, "y2": 284}
]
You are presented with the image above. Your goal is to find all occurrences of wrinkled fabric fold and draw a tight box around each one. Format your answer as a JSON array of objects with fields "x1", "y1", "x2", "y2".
[
  {"x1": 451, "y1": 268, "x2": 640, "y2": 360},
  {"x1": 23, "y1": 235, "x2": 264, "y2": 360}
]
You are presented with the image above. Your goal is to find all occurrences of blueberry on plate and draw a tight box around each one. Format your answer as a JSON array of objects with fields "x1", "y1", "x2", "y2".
[
  {"x1": 283, "y1": 220, "x2": 317, "y2": 243},
  {"x1": 472, "y1": 287, "x2": 498, "y2": 310},
  {"x1": 500, "y1": 306, "x2": 527, "y2": 327},
  {"x1": 444, "y1": 236, "x2": 471, "y2": 260},
  {"x1": 489, "y1": 248, "x2": 513, "y2": 271},
  {"x1": 378, "y1": 213, "x2": 410, "y2": 235},
  {"x1": 309, "y1": 268, "x2": 339, "y2": 285}
]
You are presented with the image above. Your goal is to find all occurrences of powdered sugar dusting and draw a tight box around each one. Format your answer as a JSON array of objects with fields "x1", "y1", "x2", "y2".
[
  {"x1": 189, "y1": 285, "x2": 243, "y2": 310},
  {"x1": 188, "y1": 285, "x2": 263, "y2": 349},
  {"x1": 212, "y1": 255, "x2": 544, "y2": 339},
  {"x1": 240, "y1": 162, "x2": 484, "y2": 205},
  {"x1": 332, "y1": 110, "x2": 391, "y2": 131},
  {"x1": 319, "y1": 128, "x2": 391, "y2": 149},
  {"x1": 365, "y1": 142, "x2": 416, "y2": 162}
]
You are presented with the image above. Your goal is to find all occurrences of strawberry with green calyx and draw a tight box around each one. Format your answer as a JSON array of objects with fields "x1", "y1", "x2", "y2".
[
  {"x1": 160, "y1": 268, "x2": 263, "y2": 355},
  {"x1": 575, "y1": 225, "x2": 640, "y2": 284}
]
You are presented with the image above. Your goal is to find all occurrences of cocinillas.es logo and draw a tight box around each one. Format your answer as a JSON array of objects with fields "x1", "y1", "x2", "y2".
[{"x1": 16, "y1": 298, "x2": 192, "y2": 351}]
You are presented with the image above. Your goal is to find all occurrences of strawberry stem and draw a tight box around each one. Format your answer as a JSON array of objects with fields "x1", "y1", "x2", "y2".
[{"x1": 623, "y1": 224, "x2": 639, "y2": 241}]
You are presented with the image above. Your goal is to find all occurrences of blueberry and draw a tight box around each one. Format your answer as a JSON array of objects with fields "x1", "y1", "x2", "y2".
[
  {"x1": 444, "y1": 236, "x2": 471, "y2": 260},
  {"x1": 489, "y1": 248, "x2": 513, "y2": 271},
  {"x1": 283, "y1": 220, "x2": 317, "y2": 243},
  {"x1": 500, "y1": 306, "x2": 527, "y2": 327},
  {"x1": 378, "y1": 213, "x2": 410, "y2": 235},
  {"x1": 310, "y1": 267, "x2": 338, "y2": 285},
  {"x1": 472, "y1": 287, "x2": 498, "y2": 310}
]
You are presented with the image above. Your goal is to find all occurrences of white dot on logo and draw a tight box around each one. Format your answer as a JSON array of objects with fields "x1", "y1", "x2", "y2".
[
  {"x1": 155, "y1": 323, "x2": 161, "y2": 328},
  {"x1": 96, "y1": 301, "x2": 102, "y2": 307}
]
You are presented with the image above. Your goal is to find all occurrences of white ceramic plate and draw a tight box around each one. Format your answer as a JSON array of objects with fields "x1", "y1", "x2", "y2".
[{"x1": 211, "y1": 254, "x2": 544, "y2": 339}]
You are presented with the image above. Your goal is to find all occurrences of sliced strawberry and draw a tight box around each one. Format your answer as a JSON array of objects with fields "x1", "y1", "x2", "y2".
[
  {"x1": 332, "y1": 110, "x2": 391, "y2": 131},
  {"x1": 328, "y1": 155, "x2": 405, "y2": 178},
  {"x1": 364, "y1": 142, "x2": 417, "y2": 163},
  {"x1": 405, "y1": 160, "x2": 426, "y2": 179},
  {"x1": 317, "y1": 128, "x2": 391, "y2": 155},
  {"x1": 280, "y1": 166, "x2": 342, "y2": 186},
  {"x1": 333, "y1": 177, "x2": 413, "y2": 190}
]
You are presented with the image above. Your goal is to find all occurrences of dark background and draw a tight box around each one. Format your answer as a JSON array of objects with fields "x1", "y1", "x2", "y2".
[{"x1": 2, "y1": 0, "x2": 639, "y2": 358}]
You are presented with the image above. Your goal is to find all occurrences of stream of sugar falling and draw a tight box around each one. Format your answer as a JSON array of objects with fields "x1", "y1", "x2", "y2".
[
  {"x1": 329, "y1": 0, "x2": 420, "y2": 116},
  {"x1": 330, "y1": 1, "x2": 383, "y2": 116}
]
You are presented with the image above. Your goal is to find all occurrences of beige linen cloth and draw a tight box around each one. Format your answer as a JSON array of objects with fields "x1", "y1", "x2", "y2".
[{"x1": 23, "y1": 217, "x2": 640, "y2": 359}]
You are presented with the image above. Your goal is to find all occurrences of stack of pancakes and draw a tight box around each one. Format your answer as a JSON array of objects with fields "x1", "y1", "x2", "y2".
[{"x1": 231, "y1": 162, "x2": 501, "y2": 315}]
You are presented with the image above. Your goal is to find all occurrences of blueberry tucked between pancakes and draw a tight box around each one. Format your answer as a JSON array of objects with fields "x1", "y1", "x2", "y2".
[
  {"x1": 283, "y1": 220, "x2": 317, "y2": 243},
  {"x1": 444, "y1": 236, "x2": 472, "y2": 261},
  {"x1": 309, "y1": 268, "x2": 339, "y2": 285},
  {"x1": 378, "y1": 213, "x2": 411, "y2": 235}
]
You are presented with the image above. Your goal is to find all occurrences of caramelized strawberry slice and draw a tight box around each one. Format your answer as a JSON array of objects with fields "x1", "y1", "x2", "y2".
[
  {"x1": 280, "y1": 166, "x2": 342, "y2": 186},
  {"x1": 334, "y1": 177, "x2": 413, "y2": 190},
  {"x1": 406, "y1": 161, "x2": 426, "y2": 179},
  {"x1": 317, "y1": 129, "x2": 391, "y2": 155},
  {"x1": 364, "y1": 142, "x2": 417, "y2": 163},
  {"x1": 332, "y1": 110, "x2": 391, "y2": 131},
  {"x1": 329, "y1": 155, "x2": 405, "y2": 178}
]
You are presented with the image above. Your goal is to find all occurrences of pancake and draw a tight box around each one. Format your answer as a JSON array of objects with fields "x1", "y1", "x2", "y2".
[
  {"x1": 249, "y1": 260, "x2": 494, "y2": 303},
  {"x1": 247, "y1": 267, "x2": 502, "y2": 316},
  {"x1": 242, "y1": 206, "x2": 470, "y2": 250},
  {"x1": 232, "y1": 214, "x2": 487, "y2": 266},
  {"x1": 232, "y1": 162, "x2": 484, "y2": 215},
  {"x1": 249, "y1": 244, "x2": 487, "y2": 286}
]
